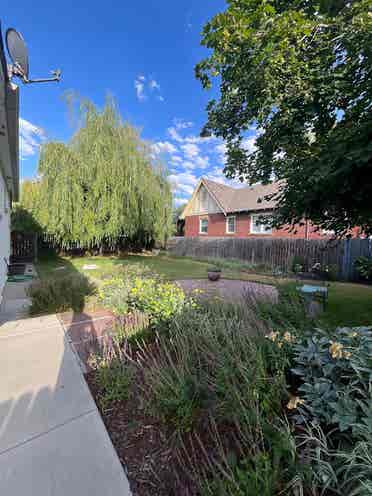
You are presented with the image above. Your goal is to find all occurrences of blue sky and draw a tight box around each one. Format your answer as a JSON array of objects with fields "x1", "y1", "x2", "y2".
[{"x1": 1, "y1": 1, "x2": 257, "y2": 206}]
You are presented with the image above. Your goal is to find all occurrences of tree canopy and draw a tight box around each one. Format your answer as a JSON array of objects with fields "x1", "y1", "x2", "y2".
[
  {"x1": 196, "y1": 0, "x2": 372, "y2": 235},
  {"x1": 20, "y1": 97, "x2": 173, "y2": 250}
]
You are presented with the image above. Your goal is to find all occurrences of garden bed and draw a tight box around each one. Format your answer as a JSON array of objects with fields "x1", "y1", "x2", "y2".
[
  {"x1": 84, "y1": 282, "x2": 372, "y2": 496},
  {"x1": 86, "y1": 356, "x2": 195, "y2": 496}
]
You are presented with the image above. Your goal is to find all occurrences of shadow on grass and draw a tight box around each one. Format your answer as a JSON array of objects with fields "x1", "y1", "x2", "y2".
[{"x1": 29, "y1": 254, "x2": 97, "y2": 316}]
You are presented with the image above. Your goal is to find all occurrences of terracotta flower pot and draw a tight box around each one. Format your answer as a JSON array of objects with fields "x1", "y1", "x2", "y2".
[{"x1": 207, "y1": 270, "x2": 221, "y2": 281}]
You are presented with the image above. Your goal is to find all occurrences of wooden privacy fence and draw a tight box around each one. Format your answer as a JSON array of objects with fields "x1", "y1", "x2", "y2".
[
  {"x1": 168, "y1": 237, "x2": 372, "y2": 281},
  {"x1": 11, "y1": 231, "x2": 38, "y2": 263}
]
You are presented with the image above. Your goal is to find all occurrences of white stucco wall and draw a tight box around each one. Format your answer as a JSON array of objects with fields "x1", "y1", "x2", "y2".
[{"x1": 0, "y1": 170, "x2": 10, "y2": 305}]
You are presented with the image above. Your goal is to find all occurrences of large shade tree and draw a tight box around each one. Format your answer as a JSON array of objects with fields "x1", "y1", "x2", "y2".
[
  {"x1": 196, "y1": 0, "x2": 372, "y2": 235},
  {"x1": 21, "y1": 97, "x2": 173, "y2": 250}
]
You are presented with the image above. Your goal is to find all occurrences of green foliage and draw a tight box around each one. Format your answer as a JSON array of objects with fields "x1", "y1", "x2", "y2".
[
  {"x1": 11, "y1": 205, "x2": 42, "y2": 234},
  {"x1": 91, "y1": 354, "x2": 133, "y2": 410},
  {"x1": 196, "y1": 0, "x2": 372, "y2": 236},
  {"x1": 291, "y1": 326, "x2": 372, "y2": 433},
  {"x1": 355, "y1": 256, "x2": 372, "y2": 280},
  {"x1": 129, "y1": 278, "x2": 187, "y2": 324},
  {"x1": 206, "y1": 425, "x2": 301, "y2": 496},
  {"x1": 19, "y1": 96, "x2": 173, "y2": 250},
  {"x1": 291, "y1": 255, "x2": 305, "y2": 274},
  {"x1": 299, "y1": 421, "x2": 372, "y2": 496},
  {"x1": 257, "y1": 283, "x2": 312, "y2": 334},
  {"x1": 142, "y1": 303, "x2": 287, "y2": 433},
  {"x1": 99, "y1": 262, "x2": 188, "y2": 325},
  {"x1": 27, "y1": 274, "x2": 96, "y2": 314},
  {"x1": 98, "y1": 278, "x2": 132, "y2": 316},
  {"x1": 98, "y1": 263, "x2": 157, "y2": 315}
]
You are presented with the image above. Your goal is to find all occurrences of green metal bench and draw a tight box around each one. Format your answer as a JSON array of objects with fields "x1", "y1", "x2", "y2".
[{"x1": 297, "y1": 284, "x2": 329, "y2": 309}]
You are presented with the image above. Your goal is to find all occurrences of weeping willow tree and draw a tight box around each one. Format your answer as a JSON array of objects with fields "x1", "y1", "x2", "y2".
[{"x1": 23, "y1": 97, "x2": 173, "y2": 251}]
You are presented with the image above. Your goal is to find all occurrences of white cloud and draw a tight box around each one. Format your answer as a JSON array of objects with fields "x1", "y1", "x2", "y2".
[
  {"x1": 167, "y1": 123, "x2": 216, "y2": 146},
  {"x1": 149, "y1": 79, "x2": 160, "y2": 90},
  {"x1": 19, "y1": 118, "x2": 46, "y2": 159},
  {"x1": 168, "y1": 171, "x2": 198, "y2": 195},
  {"x1": 135, "y1": 75, "x2": 164, "y2": 102},
  {"x1": 215, "y1": 142, "x2": 227, "y2": 164},
  {"x1": 152, "y1": 141, "x2": 178, "y2": 155},
  {"x1": 194, "y1": 155, "x2": 210, "y2": 169},
  {"x1": 174, "y1": 197, "x2": 188, "y2": 207},
  {"x1": 173, "y1": 118, "x2": 193, "y2": 130},
  {"x1": 181, "y1": 143, "x2": 200, "y2": 160},
  {"x1": 242, "y1": 136, "x2": 256, "y2": 154},
  {"x1": 170, "y1": 155, "x2": 182, "y2": 164},
  {"x1": 181, "y1": 160, "x2": 197, "y2": 170},
  {"x1": 167, "y1": 126, "x2": 184, "y2": 143},
  {"x1": 134, "y1": 75, "x2": 146, "y2": 101}
]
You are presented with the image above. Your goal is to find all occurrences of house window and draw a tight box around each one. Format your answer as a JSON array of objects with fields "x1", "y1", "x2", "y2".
[
  {"x1": 226, "y1": 216, "x2": 236, "y2": 234},
  {"x1": 199, "y1": 217, "x2": 208, "y2": 234},
  {"x1": 250, "y1": 214, "x2": 272, "y2": 235}
]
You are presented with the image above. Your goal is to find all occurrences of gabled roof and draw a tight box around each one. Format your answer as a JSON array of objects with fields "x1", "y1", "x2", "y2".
[{"x1": 181, "y1": 177, "x2": 281, "y2": 218}]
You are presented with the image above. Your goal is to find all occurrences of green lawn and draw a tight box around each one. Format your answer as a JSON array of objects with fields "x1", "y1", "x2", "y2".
[
  {"x1": 36, "y1": 253, "x2": 372, "y2": 328},
  {"x1": 36, "y1": 253, "x2": 222, "y2": 281}
]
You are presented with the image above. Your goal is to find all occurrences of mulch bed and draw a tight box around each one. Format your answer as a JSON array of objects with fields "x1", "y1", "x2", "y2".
[{"x1": 85, "y1": 354, "x2": 199, "y2": 496}]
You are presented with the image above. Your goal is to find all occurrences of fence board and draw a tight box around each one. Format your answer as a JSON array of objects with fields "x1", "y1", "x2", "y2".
[{"x1": 168, "y1": 237, "x2": 371, "y2": 281}]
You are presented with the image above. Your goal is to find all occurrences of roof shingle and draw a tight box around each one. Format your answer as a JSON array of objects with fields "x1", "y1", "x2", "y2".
[{"x1": 203, "y1": 178, "x2": 280, "y2": 214}]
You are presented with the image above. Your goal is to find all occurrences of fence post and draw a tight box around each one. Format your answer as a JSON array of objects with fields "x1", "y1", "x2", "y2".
[
  {"x1": 34, "y1": 234, "x2": 38, "y2": 263},
  {"x1": 341, "y1": 239, "x2": 351, "y2": 281}
]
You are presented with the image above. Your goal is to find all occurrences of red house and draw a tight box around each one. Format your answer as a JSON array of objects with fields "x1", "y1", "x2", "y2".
[{"x1": 180, "y1": 178, "x2": 330, "y2": 240}]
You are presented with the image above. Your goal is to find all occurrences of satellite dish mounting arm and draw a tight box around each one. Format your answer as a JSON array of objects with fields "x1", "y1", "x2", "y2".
[{"x1": 9, "y1": 63, "x2": 61, "y2": 84}]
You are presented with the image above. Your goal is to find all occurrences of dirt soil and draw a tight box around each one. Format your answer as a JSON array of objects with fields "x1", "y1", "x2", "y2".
[{"x1": 86, "y1": 364, "x2": 198, "y2": 496}]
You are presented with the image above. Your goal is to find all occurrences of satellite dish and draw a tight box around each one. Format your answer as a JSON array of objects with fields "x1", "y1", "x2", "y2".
[
  {"x1": 6, "y1": 28, "x2": 29, "y2": 80},
  {"x1": 5, "y1": 27, "x2": 61, "y2": 84}
]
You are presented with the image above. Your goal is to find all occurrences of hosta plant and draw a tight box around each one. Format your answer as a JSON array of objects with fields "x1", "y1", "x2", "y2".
[{"x1": 291, "y1": 326, "x2": 372, "y2": 434}]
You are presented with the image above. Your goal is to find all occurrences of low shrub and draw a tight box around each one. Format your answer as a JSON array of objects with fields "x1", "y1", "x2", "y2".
[
  {"x1": 89, "y1": 347, "x2": 133, "y2": 410},
  {"x1": 256, "y1": 283, "x2": 312, "y2": 334},
  {"x1": 98, "y1": 277, "x2": 132, "y2": 315},
  {"x1": 27, "y1": 274, "x2": 96, "y2": 314},
  {"x1": 140, "y1": 302, "x2": 291, "y2": 485},
  {"x1": 203, "y1": 422, "x2": 303, "y2": 496},
  {"x1": 292, "y1": 255, "x2": 306, "y2": 274},
  {"x1": 99, "y1": 263, "x2": 189, "y2": 326},
  {"x1": 290, "y1": 326, "x2": 372, "y2": 434},
  {"x1": 355, "y1": 256, "x2": 372, "y2": 281},
  {"x1": 298, "y1": 421, "x2": 372, "y2": 496},
  {"x1": 129, "y1": 278, "x2": 187, "y2": 325}
]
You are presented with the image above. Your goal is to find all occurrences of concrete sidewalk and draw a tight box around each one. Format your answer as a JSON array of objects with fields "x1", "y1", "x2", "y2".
[{"x1": 0, "y1": 313, "x2": 131, "y2": 495}]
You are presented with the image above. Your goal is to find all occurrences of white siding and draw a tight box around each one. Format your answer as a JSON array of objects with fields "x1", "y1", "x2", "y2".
[
  {"x1": 188, "y1": 185, "x2": 222, "y2": 215},
  {"x1": 0, "y1": 171, "x2": 10, "y2": 305}
]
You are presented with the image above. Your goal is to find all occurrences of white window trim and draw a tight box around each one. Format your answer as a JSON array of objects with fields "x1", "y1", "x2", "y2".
[
  {"x1": 199, "y1": 217, "x2": 208, "y2": 235},
  {"x1": 250, "y1": 214, "x2": 273, "y2": 235},
  {"x1": 226, "y1": 215, "x2": 236, "y2": 234}
]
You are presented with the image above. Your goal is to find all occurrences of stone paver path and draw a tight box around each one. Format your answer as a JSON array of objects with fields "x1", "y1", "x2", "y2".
[
  {"x1": 58, "y1": 309, "x2": 117, "y2": 371},
  {"x1": 176, "y1": 278, "x2": 278, "y2": 303}
]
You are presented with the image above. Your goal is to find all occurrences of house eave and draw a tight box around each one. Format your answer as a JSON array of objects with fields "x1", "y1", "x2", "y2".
[
  {"x1": 226, "y1": 207, "x2": 275, "y2": 215},
  {"x1": 0, "y1": 26, "x2": 19, "y2": 202},
  {"x1": 180, "y1": 178, "x2": 227, "y2": 219}
]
